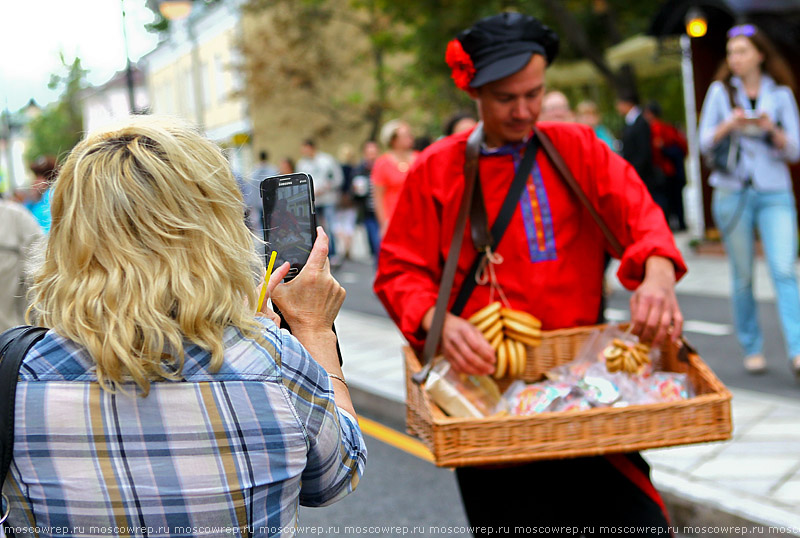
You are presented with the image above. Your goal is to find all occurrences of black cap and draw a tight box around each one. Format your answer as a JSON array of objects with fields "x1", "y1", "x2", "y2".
[{"x1": 458, "y1": 12, "x2": 559, "y2": 88}]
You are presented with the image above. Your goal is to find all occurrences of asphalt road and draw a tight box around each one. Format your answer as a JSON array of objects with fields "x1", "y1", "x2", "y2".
[
  {"x1": 334, "y1": 257, "x2": 800, "y2": 401},
  {"x1": 297, "y1": 419, "x2": 470, "y2": 537}
]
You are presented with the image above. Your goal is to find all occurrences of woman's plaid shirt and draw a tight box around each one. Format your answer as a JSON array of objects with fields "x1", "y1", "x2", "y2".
[{"x1": 4, "y1": 317, "x2": 367, "y2": 537}]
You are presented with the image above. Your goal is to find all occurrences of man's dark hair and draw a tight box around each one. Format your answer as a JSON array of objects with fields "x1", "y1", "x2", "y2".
[
  {"x1": 617, "y1": 88, "x2": 640, "y2": 106},
  {"x1": 443, "y1": 112, "x2": 477, "y2": 136},
  {"x1": 259, "y1": 150, "x2": 268, "y2": 161},
  {"x1": 645, "y1": 101, "x2": 662, "y2": 118},
  {"x1": 30, "y1": 155, "x2": 59, "y2": 182},
  {"x1": 303, "y1": 139, "x2": 316, "y2": 148}
]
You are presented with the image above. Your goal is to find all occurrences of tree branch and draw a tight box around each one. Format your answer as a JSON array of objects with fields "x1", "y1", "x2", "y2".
[{"x1": 539, "y1": 0, "x2": 618, "y2": 87}]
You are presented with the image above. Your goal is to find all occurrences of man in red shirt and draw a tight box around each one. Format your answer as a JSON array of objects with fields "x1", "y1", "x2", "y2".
[
  {"x1": 374, "y1": 12, "x2": 686, "y2": 536},
  {"x1": 645, "y1": 101, "x2": 689, "y2": 231}
]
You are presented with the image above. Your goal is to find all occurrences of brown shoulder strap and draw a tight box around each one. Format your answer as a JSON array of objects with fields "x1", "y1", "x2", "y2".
[
  {"x1": 414, "y1": 123, "x2": 484, "y2": 383},
  {"x1": 534, "y1": 126, "x2": 624, "y2": 258}
]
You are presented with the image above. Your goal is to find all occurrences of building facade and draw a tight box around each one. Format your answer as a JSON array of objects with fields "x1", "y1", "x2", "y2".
[{"x1": 142, "y1": 0, "x2": 252, "y2": 177}]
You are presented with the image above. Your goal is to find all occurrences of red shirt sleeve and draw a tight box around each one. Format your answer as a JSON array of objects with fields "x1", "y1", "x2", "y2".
[{"x1": 547, "y1": 124, "x2": 687, "y2": 289}]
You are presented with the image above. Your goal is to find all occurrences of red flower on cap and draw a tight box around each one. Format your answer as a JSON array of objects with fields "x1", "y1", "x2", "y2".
[{"x1": 445, "y1": 39, "x2": 475, "y2": 92}]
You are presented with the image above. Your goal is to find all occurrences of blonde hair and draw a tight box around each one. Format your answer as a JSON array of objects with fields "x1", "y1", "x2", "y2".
[
  {"x1": 379, "y1": 119, "x2": 406, "y2": 148},
  {"x1": 28, "y1": 115, "x2": 263, "y2": 395}
]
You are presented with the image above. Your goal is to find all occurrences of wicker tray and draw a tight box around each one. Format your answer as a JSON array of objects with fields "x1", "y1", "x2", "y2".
[{"x1": 405, "y1": 325, "x2": 732, "y2": 467}]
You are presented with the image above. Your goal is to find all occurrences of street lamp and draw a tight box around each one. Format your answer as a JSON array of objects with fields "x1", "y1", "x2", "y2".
[
  {"x1": 680, "y1": 7, "x2": 706, "y2": 240},
  {"x1": 686, "y1": 8, "x2": 708, "y2": 38},
  {"x1": 159, "y1": 0, "x2": 192, "y2": 21},
  {"x1": 159, "y1": 0, "x2": 205, "y2": 131}
]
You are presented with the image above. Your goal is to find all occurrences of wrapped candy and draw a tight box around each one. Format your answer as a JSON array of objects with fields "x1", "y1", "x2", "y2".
[
  {"x1": 504, "y1": 380, "x2": 573, "y2": 415},
  {"x1": 638, "y1": 372, "x2": 692, "y2": 402}
]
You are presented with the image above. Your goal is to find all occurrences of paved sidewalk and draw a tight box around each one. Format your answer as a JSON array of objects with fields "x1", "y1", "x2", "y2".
[{"x1": 336, "y1": 308, "x2": 800, "y2": 534}]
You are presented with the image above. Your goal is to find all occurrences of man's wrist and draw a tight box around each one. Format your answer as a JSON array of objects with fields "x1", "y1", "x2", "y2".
[{"x1": 644, "y1": 256, "x2": 676, "y2": 286}]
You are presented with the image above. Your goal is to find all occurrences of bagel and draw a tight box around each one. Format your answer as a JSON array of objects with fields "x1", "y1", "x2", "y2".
[
  {"x1": 494, "y1": 338, "x2": 508, "y2": 379},
  {"x1": 514, "y1": 339, "x2": 527, "y2": 377},
  {"x1": 500, "y1": 307, "x2": 542, "y2": 329},
  {"x1": 468, "y1": 301, "x2": 502, "y2": 325},
  {"x1": 506, "y1": 339, "x2": 518, "y2": 377},
  {"x1": 503, "y1": 330, "x2": 542, "y2": 348},
  {"x1": 474, "y1": 311, "x2": 501, "y2": 333},
  {"x1": 483, "y1": 319, "x2": 504, "y2": 342},
  {"x1": 503, "y1": 318, "x2": 543, "y2": 339},
  {"x1": 490, "y1": 331, "x2": 504, "y2": 351}
]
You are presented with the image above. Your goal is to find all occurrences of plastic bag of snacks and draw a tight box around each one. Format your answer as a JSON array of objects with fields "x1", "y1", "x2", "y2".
[
  {"x1": 424, "y1": 359, "x2": 504, "y2": 418},
  {"x1": 547, "y1": 325, "x2": 661, "y2": 383},
  {"x1": 500, "y1": 325, "x2": 695, "y2": 416},
  {"x1": 501, "y1": 380, "x2": 575, "y2": 415}
]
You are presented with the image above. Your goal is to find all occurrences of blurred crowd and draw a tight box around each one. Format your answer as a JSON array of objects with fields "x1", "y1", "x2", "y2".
[
  {"x1": 237, "y1": 111, "x2": 477, "y2": 269},
  {"x1": 236, "y1": 94, "x2": 688, "y2": 274}
]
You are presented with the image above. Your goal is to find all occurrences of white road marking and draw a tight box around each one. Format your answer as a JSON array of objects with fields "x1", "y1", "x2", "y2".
[
  {"x1": 682, "y1": 320, "x2": 733, "y2": 336},
  {"x1": 604, "y1": 308, "x2": 628, "y2": 321},
  {"x1": 604, "y1": 309, "x2": 732, "y2": 336}
]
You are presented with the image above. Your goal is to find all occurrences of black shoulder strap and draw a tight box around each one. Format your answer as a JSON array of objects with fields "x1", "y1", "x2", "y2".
[
  {"x1": 1, "y1": 325, "x2": 47, "y2": 523},
  {"x1": 450, "y1": 134, "x2": 540, "y2": 316}
]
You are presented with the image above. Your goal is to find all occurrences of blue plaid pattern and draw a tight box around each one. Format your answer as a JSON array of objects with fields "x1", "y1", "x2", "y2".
[{"x1": 3, "y1": 317, "x2": 366, "y2": 537}]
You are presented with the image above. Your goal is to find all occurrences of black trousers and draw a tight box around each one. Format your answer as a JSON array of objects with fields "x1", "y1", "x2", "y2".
[
  {"x1": 666, "y1": 181, "x2": 687, "y2": 230},
  {"x1": 455, "y1": 454, "x2": 670, "y2": 538}
]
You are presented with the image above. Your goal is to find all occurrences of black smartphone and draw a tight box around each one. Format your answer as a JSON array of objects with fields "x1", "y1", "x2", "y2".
[
  {"x1": 261, "y1": 173, "x2": 317, "y2": 281},
  {"x1": 260, "y1": 172, "x2": 343, "y2": 365}
]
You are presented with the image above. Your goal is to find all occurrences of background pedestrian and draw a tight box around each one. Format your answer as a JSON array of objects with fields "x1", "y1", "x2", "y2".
[{"x1": 698, "y1": 24, "x2": 800, "y2": 377}]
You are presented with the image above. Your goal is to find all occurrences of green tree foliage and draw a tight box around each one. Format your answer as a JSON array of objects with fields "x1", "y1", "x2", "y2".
[
  {"x1": 25, "y1": 56, "x2": 88, "y2": 164},
  {"x1": 375, "y1": 0, "x2": 669, "y2": 130},
  {"x1": 241, "y1": 0, "x2": 404, "y2": 141}
]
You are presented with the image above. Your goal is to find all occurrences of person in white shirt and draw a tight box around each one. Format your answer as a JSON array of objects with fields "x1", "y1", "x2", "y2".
[
  {"x1": 0, "y1": 195, "x2": 43, "y2": 331},
  {"x1": 296, "y1": 139, "x2": 344, "y2": 264}
]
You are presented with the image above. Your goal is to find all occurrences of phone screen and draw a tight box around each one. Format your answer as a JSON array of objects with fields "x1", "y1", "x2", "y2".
[{"x1": 261, "y1": 174, "x2": 317, "y2": 280}]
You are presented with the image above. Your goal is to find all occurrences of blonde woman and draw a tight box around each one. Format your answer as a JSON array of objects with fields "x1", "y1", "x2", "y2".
[
  {"x1": 371, "y1": 119, "x2": 416, "y2": 235},
  {"x1": 4, "y1": 116, "x2": 366, "y2": 535}
]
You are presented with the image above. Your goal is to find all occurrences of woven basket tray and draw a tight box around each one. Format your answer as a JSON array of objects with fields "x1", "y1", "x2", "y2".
[{"x1": 405, "y1": 325, "x2": 732, "y2": 467}]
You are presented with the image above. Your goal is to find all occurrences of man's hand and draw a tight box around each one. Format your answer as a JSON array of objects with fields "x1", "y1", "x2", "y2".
[
  {"x1": 422, "y1": 309, "x2": 495, "y2": 375},
  {"x1": 629, "y1": 256, "x2": 683, "y2": 345}
]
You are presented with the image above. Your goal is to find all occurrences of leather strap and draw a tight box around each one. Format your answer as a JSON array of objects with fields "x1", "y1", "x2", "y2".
[
  {"x1": 451, "y1": 135, "x2": 539, "y2": 317},
  {"x1": 1, "y1": 325, "x2": 47, "y2": 530},
  {"x1": 419, "y1": 124, "x2": 485, "y2": 374},
  {"x1": 469, "y1": 178, "x2": 492, "y2": 253},
  {"x1": 534, "y1": 126, "x2": 625, "y2": 258}
]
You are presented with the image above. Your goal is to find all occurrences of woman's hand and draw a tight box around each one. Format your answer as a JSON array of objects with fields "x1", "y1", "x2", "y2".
[
  {"x1": 756, "y1": 113, "x2": 788, "y2": 149},
  {"x1": 271, "y1": 227, "x2": 346, "y2": 338}
]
